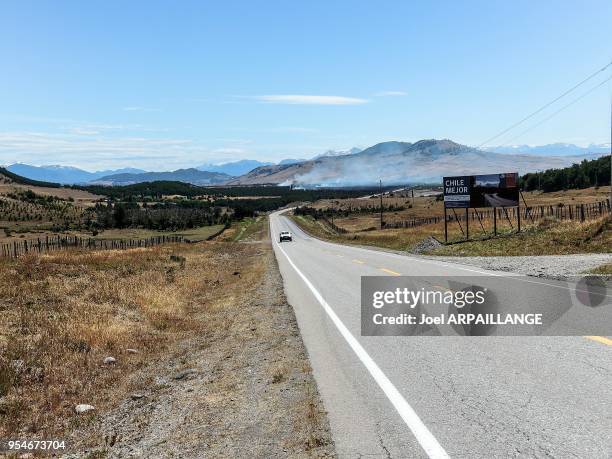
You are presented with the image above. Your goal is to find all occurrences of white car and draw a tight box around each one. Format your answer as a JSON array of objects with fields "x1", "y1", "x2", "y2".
[{"x1": 279, "y1": 231, "x2": 292, "y2": 242}]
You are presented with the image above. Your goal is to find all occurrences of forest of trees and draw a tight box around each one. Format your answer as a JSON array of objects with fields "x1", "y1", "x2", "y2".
[
  {"x1": 90, "y1": 201, "x2": 228, "y2": 231},
  {"x1": 77, "y1": 182, "x2": 385, "y2": 202},
  {"x1": 521, "y1": 155, "x2": 610, "y2": 192}
]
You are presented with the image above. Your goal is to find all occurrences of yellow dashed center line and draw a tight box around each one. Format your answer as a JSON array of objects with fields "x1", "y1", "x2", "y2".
[
  {"x1": 585, "y1": 336, "x2": 612, "y2": 346},
  {"x1": 380, "y1": 268, "x2": 401, "y2": 276},
  {"x1": 352, "y1": 259, "x2": 365, "y2": 264}
]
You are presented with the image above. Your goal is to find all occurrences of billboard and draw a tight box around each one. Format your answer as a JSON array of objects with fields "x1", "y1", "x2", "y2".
[{"x1": 444, "y1": 173, "x2": 519, "y2": 208}]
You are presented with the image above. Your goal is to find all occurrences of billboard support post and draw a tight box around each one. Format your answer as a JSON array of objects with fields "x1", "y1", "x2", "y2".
[
  {"x1": 379, "y1": 179, "x2": 383, "y2": 229},
  {"x1": 443, "y1": 172, "x2": 518, "y2": 242},
  {"x1": 444, "y1": 206, "x2": 448, "y2": 243},
  {"x1": 520, "y1": 191, "x2": 535, "y2": 224},
  {"x1": 452, "y1": 208, "x2": 465, "y2": 236},
  {"x1": 503, "y1": 207, "x2": 514, "y2": 229},
  {"x1": 475, "y1": 209, "x2": 487, "y2": 234}
]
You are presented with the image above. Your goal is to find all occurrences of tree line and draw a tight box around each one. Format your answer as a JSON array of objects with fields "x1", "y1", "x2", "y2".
[{"x1": 521, "y1": 155, "x2": 610, "y2": 192}]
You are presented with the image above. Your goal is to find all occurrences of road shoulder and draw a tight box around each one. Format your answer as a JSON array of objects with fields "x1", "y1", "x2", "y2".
[
  {"x1": 289, "y1": 213, "x2": 611, "y2": 280},
  {"x1": 65, "y1": 227, "x2": 335, "y2": 457}
]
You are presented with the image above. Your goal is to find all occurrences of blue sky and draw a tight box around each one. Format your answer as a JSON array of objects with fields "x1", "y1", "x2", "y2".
[{"x1": 0, "y1": 0, "x2": 610, "y2": 171}]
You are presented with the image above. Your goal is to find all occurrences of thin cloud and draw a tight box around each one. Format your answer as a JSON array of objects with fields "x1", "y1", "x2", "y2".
[
  {"x1": 230, "y1": 126, "x2": 318, "y2": 134},
  {"x1": 67, "y1": 127, "x2": 101, "y2": 136},
  {"x1": 374, "y1": 91, "x2": 407, "y2": 97},
  {"x1": 0, "y1": 131, "x2": 196, "y2": 169},
  {"x1": 0, "y1": 131, "x2": 277, "y2": 170},
  {"x1": 122, "y1": 106, "x2": 162, "y2": 112},
  {"x1": 253, "y1": 95, "x2": 368, "y2": 105}
]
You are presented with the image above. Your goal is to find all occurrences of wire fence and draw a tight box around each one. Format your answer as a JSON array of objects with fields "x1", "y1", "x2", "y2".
[
  {"x1": 376, "y1": 199, "x2": 611, "y2": 230},
  {"x1": 1, "y1": 234, "x2": 185, "y2": 259}
]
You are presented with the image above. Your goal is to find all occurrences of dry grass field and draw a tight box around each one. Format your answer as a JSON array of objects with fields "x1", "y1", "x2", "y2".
[
  {"x1": 0, "y1": 221, "x2": 333, "y2": 455},
  {"x1": 292, "y1": 186, "x2": 611, "y2": 256},
  {"x1": 313, "y1": 186, "x2": 610, "y2": 231},
  {"x1": 292, "y1": 213, "x2": 612, "y2": 257},
  {"x1": 0, "y1": 182, "x2": 102, "y2": 206},
  {"x1": 0, "y1": 243, "x2": 222, "y2": 438}
]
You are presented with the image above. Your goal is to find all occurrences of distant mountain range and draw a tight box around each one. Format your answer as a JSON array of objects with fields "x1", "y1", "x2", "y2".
[
  {"x1": 312, "y1": 147, "x2": 362, "y2": 159},
  {"x1": 278, "y1": 158, "x2": 307, "y2": 165},
  {"x1": 197, "y1": 159, "x2": 273, "y2": 176},
  {"x1": 6, "y1": 141, "x2": 607, "y2": 187},
  {"x1": 230, "y1": 139, "x2": 605, "y2": 186},
  {"x1": 92, "y1": 168, "x2": 231, "y2": 186},
  {"x1": 487, "y1": 143, "x2": 609, "y2": 156},
  {"x1": 6, "y1": 164, "x2": 147, "y2": 184}
]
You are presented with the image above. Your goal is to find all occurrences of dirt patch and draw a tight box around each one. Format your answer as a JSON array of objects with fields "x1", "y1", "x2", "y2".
[{"x1": 66, "y1": 245, "x2": 334, "y2": 457}]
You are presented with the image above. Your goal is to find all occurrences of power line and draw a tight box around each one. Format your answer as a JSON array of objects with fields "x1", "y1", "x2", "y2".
[
  {"x1": 478, "y1": 59, "x2": 612, "y2": 149},
  {"x1": 499, "y1": 73, "x2": 612, "y2": 146}
]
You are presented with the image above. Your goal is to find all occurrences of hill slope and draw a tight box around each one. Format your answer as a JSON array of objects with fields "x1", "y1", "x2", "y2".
[
  {"x1": 92, "y1": 168, "x2": 232, "y2": 186},
  {"x1": 6, "y1": 164, "x2": 146, "y2": 184},
  {"x1": 197, "y1": 159, "x2": 273, "y2": 176},
  {"x1": 230, "y1": 139, "x2": 604, "y2": 186}
]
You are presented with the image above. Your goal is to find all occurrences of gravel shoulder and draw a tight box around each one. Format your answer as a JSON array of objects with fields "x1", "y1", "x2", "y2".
[
  {"x1": 290, "y1": 214, "x2": 611, "y2": 280},
  {"x1": 419, "y1": 253, "x2": 612, "y2": 280},
  {"x1": 67, "y1": 230, "x2": 335, "y2": 457}
]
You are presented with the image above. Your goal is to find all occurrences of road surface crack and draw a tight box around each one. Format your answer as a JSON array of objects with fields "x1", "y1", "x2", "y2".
[{"x1": 376, "y1": 423, "x2": 392, "y2": 459}]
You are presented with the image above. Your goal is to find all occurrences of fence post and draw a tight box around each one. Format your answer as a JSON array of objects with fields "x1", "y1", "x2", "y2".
[
  {"x1": 580, "y1": 204, "x2": 585, "y2": 222},
  {"x1": 493, "y1": 207, "x2": 497, "y2": 236}
]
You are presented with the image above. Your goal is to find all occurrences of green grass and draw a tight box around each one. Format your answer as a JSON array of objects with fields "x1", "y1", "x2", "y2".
[
  {"x1": 91, "y1": 225, "x2": 225, "y2": 242},
  {"x1": 231, "y1": 216, "x2": 266, "y2": 241}
]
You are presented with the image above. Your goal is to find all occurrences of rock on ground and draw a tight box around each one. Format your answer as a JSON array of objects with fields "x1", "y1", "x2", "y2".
[{"x1": 67, "y1": 239, "x2": 335, "y2": 458}]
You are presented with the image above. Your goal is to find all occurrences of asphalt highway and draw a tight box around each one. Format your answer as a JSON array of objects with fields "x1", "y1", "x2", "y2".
[{"x1": 269, "y1": 211, "x2": 611, "y2": 458}]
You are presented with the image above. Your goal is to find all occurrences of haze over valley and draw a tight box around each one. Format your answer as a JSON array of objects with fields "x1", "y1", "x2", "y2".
[{"x1": 5, "y1": 140, "x2": 607, "y2": 187}]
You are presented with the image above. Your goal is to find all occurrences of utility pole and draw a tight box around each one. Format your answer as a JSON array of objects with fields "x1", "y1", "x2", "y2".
[
  {"x1": 379, "y1": 179, "x2": 383, "y2": 229},
  {"x1": 609, "y1": 96, "x2": 611, "y2": 210}
]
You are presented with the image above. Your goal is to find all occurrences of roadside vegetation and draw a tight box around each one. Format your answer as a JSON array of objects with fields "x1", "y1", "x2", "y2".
[
  {"x1": 291, "y1": 211, "x2": 611, "y2": 257},
  {"x1": 219, "y1": 216, "x2": 267, "y2": 242},
  {"x1": 87, "y1": 224, "x2": 226, "y2": 242},
  {"x1": 430, "y1": 216, "x2": 611, "y2": 256},
  {"x1": 587, "y1": 263, "x2": 612, "y2": 275},
  {"x1": 0, "y1": 217, "x2": 333, "y2": 455}
]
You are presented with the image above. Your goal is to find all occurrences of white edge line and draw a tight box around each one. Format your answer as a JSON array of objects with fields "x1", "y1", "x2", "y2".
[{"x1": 273, "y1": 239, "x2": 450, "y2": 459}]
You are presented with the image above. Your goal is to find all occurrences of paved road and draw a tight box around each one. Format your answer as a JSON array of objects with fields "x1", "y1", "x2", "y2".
[{"x1": 269, "y1": 211, "x2": 611, "y2": 458}]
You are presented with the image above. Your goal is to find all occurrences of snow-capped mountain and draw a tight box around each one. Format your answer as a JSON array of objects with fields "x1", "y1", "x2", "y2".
[
  {"x1": 487, "y1": 143, "x2": 609, "y2": 157},
  {"x1": 6, "y1": 164, "x2": 147, "y2": 184}
]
